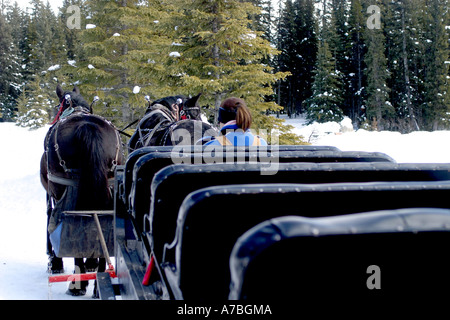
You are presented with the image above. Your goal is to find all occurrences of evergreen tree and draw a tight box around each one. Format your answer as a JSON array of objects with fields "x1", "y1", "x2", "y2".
[
  {"x1": 27, "y1": 1, "x2": 54, "y2": 75},
  {"x1": 0, "y1": 9, "x2": 19, "y2": 120},
  {"x1": 347, "y1": 0, "x2": 367, "y2": 126},
  {"x1": 276, "y1": 0, "x2": 297, "y2": 116},
  {"x1": 60, "y1": 0, "x2": 86, "y2": 61},
  {"x1": 249, "y1": 0, "x2": 275, "y2": 44},
  {"x1": 276, "y1": 0, "x2": 317, "y2": 117},
  {"x1": 295, "y1": 0, "x2": 318, "y2": 114},
  {"x1": 2, "y1": 0, "x2": 448, "y2": 135},
  {"x1": 248, "y1": 0, "x2": 278, "y2": 103},
  {"x1": 383, "y1": 0, "x2": 421, "y2": 132},
  {"x1": 421, "y1": 0, "x2": 450, "y2": 130},
  {"x1": 16, "y1": 75, "x2": 54, "y2": 129},
  {"x1": 363, "y1": 0, "x2": 393, "y2": 131},
  {"x1": 330, "y1": 0, "x2": 369, "y2": 125},
  {"x1": 305, "y1": 40, "x2": 344, "y2": 124},
  {"x1": 78, "y1": 0, "x2": 172, "y2": 125},
  {"x1": 165, "y1": 0, "x2": 299, "y2": 144},
  {"x1": 305, "y1": 0, "x2": 344, "y2": 124}
]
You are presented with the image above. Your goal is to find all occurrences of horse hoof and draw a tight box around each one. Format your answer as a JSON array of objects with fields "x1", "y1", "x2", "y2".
[
  {"x1": 50, "y1": 267, "x2": 65, "y2": 274},
  {"x1": 66, "y1": 288, "x2": 87, "y2": 296},
  {"x1": 48, "y1": 256, "x2": 64, "y2": 274},
  {"x1": 84, "y1": 258, "x2": 98, "y2": 272},
  {"x1": 67, "y1": 280, "x2": 89, "y2": 296}
]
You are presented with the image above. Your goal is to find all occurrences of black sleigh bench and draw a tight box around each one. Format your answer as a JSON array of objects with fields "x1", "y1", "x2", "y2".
[
  {"x1": 147, "y1": 162, "x2": 450, "y2": 265},
  {"x1": 113, "y1": 145, "x2": 395, "y2": 299},
  {"x1": 228, "y1": 208, "x2": 450, "y2": 301},
  {"x1": 127, "y1": 148, "x2": 394, "y2": 234},
  {"x1": 121, "y1": 145, "x2": 346, "y2": 206},
  {"x1": 160, "y1": 180, "x2": 450, "y2": 301}
]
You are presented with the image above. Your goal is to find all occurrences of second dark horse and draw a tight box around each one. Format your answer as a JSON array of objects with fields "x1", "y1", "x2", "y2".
[{"x1": 128, "y1": 94, "x2": 217, "y2": 152}]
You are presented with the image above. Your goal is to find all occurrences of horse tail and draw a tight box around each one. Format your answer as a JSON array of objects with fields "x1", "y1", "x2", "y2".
[{"x1": 74, "y1": 120, "x2": 110, "y2": 210}]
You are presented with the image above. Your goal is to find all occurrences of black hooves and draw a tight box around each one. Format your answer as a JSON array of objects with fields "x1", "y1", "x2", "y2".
[
  {"x1": 48, "y1": 255, "x2": 64, "y2": 274},
  {"x1": 66, "y1": 281, "x2": 89, "y2": 296}
]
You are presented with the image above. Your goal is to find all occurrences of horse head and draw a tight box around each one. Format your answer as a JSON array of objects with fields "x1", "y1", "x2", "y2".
[
  {"x1": 180, "y1": 93, "x2": 202, "y2": 120},
  {"x1": 56, "y1": 85, "x2": 92, "y2": 115},
  {"x1": 146, "y1": 93, "x2": 203, "y2": 121}
]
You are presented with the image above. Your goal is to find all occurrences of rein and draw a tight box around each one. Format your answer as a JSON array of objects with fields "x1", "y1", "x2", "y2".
[
  {"x1": 50, "y1": 100, "x2": 65, "y2": 125},
  {"x1": 50, "y1": 94, "x2": 86, "y2": 125}
]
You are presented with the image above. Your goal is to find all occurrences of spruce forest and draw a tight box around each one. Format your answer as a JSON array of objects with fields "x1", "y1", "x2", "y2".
[{"x1": 0, "y1": 0, "x2": 448, "y2": 145}]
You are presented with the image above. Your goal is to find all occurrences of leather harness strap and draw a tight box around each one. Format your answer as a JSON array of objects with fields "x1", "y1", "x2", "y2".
[{"x1": 47, "y1": 109, "x2": 121, "y2": 188}]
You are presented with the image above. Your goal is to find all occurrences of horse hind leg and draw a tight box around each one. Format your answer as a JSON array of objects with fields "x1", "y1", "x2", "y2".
[
  {"x1": 66, "y1": 258, "x2": 89, "y2": 296},
  {"x1": 46, "y1": 194, "x2": 64, "y2": 274}
]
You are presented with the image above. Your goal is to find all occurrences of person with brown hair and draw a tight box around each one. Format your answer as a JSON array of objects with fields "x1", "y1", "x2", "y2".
[{"x1": 204, "y1": 97, "x2": 267, "y2": 146}]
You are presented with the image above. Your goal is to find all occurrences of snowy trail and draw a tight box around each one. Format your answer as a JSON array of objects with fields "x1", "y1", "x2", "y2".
[
  {"x1": 1, "y1": 118, "x2": 449, "y2": 300},
  {"x1": 0, "y1": 124, "x2": 96, "y2": 300}
]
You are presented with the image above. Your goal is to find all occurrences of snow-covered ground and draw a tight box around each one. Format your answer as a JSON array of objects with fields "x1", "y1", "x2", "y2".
[
  {"x1": 1, "y1": 116, "x2": 449, "y2": 300},
  {"x1": 282, "y1": 114, "x2": 450, "y2": 163},
  {"x1": 0, "y1": 123, "x2": 96, "y2": 300}
]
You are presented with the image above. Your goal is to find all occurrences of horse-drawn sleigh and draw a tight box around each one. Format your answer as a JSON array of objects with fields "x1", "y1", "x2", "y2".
[{"x1": 41, "y1": 86, "x2": 450, "y2": 301}]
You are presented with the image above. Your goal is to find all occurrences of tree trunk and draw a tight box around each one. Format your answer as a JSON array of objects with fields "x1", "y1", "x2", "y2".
[
  {"x1": 356, "y1": 29, "x2": 363, "y2": 122},
  {"x1": 401, "y1": 5, "x2": 419, "y2": 131},
  {"x1": 211, "y1": 3, "x2": 222, "y2": 126},
  {"x1": 120, "y1": 0, "x2": 130, "y2": 124}
]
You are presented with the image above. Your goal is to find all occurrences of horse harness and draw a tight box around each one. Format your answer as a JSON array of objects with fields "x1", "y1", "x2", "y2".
[
  {"x1": 132, "y1": 100, "x2": 203, "y2": 149},
  {"x1": 179, "y1": 103, "x2": 201, "y2": 120},
  {"x1": 46, "y1": 107, "x2": 121, "y2": 190},
  {"x1": 134, "y1": 104, "x2": 176, "y2": 148}
]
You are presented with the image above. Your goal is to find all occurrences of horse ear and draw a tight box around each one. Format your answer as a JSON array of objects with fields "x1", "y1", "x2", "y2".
[
  {"x1": 193, "y1": 93, "x2": 202, "y2": 102},
  {"x1": 73, "y1": 86, "x2": 80, "y2": 95},
  {"x1": 187, "y1": 93, "x2": 202, "y2": 107},
  {"x1": 56, "y1": 85, "x2": 64, "y2": 100}
]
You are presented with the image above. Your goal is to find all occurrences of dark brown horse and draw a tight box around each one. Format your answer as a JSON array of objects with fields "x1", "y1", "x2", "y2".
[
  {"x1": 128, "y1": 94, "x2": 217, "y2": 152},
  {"x1": 40, "y1": 85, "x2": 124, "y2": 296}
]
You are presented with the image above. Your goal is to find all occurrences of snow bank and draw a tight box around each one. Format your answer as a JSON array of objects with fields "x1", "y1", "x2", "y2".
[
  {"x1": 318, "y1": 129, "x2": 450, "y2": 163},
  {"x1": 282, "y1": 114, "x2": 450, "y2": 163}
]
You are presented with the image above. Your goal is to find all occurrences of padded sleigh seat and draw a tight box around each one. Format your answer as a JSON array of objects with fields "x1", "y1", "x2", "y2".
[
  {"x1": 148, "y1": 162, "x2": 450, "y2": 262},
  {"x1": 229, "y1": 208, "x2": 450, "y2": 300},
  {"x1": 161, "y1": 180, "x2": 450, "y2": 301}
]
